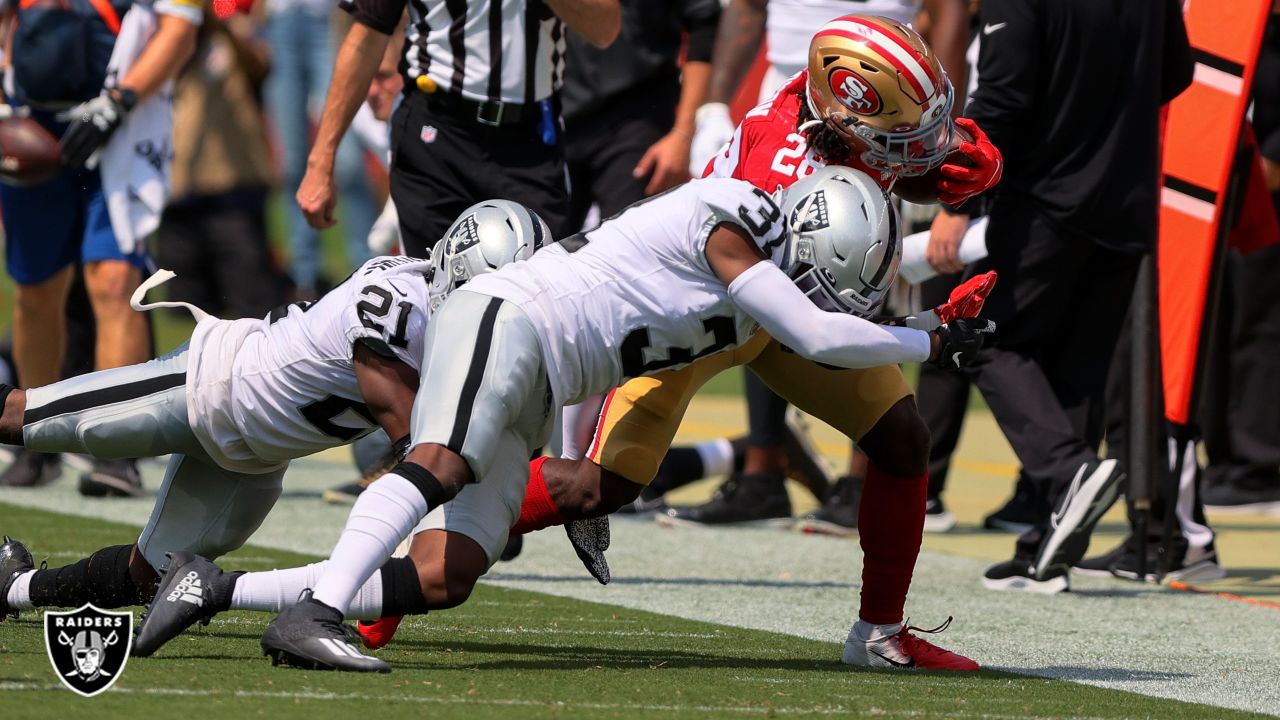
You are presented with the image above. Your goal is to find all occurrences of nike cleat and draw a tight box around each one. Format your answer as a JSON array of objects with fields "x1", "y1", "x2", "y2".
[
  {"x1": 261, "y1": 590, "x2": 390, "y2": 672},
  {"x1": 133, "y1": 552, "x2": 239, "y2": 656},
  {"x1": 1032, "y1": 459, "x2": 1125, "y2": 580},
  {"x1": 982, "y1": 558, "x2": 1069, "y2": 594},
  {"x1": 0, "y1": 535, "x2": 34, "y2": 621},
  {"x1": 357, "y1": 615, "x2": 404, "y2": 650},
  {"x1": 842, "y1": 617, "x2": 979, "y2": 671},
  {"x1": 566, "y1": 517, "x2": 611, "y2": 585}
]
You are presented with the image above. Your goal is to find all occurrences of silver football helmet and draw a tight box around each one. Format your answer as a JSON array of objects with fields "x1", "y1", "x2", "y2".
[
  {"x1": 779, "y1": 165, "x2": 900, "y2": 316},
  {"x1": 428, "y1": 199, "x2": 552, "y2": 310}
]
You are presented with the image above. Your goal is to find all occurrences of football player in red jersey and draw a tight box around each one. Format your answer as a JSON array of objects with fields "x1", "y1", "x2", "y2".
[{"x1": 350, "y1": 17, "x2": 998, "y2": 670}]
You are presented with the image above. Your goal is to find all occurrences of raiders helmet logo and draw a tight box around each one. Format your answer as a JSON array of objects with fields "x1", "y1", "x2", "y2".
[
  {"x1": 44, "y1": 604, "x2": 132, "y2": 697},
  {"x1": 790, "y1": 190, "x2": 831, "y2": 233},
  {"x1": 828, "y1": 68, "x2": 882, "y2": 116}
]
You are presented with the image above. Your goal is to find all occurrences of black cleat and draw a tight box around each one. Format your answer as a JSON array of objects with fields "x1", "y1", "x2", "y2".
[
  {"x1": 0, "y1": 535, "x2": 34, "y2": 620},
  {"x1": 499, "y1": 534, "x2": 523, "y2": 562},
  {"x1": 924, "y1": 495, "x2": 957, "y2": 533},
  {"x1": 0, "y1": 449, "x2": 61, "y2": 488},
  {"x1": 566, "y1": 517, "x2": 611, "y2": 584},
  {"x1": 982, "y1": 473, "x2": 1039, "y2": 533},
  {"x1": 79, "y1": 458, "x2": 144, "y2": 498},
  {"x1": 1032, "y1": 459, "x2": 1125, "y2": 580},
  {"x1": 261, "y1": 590, "x2": 391, "y2": 673},
  {"x1": 981, "y1": 558, "x2": 1069, "y2": 594},
  {"x1": 795, "y1": 475, "x2": 862, "y2": 537},
  {"x1": 133, "y1": 552, "x2": 238, "y2": 656},
  {"x1": 658, "y1": 473, "x2": 793, "y2": 528}
]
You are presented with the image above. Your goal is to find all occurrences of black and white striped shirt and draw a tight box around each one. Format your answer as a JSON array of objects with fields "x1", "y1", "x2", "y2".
[{"x1": 344, "y1": 0, "x2": 566, "y2": 104}]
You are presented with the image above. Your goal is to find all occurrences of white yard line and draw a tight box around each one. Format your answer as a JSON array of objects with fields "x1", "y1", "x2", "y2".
[{"x1": 3, "y1": 455, "x2": 1277, "y2": 717}]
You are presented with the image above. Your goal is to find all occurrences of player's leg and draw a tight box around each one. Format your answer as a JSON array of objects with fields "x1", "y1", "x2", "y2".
[
  {"x1": 259, "y1": 292, "x2": 551, "y2": 671},
  {"x1": 747, "y1": 341, "x2": 976, "y2": 671}
]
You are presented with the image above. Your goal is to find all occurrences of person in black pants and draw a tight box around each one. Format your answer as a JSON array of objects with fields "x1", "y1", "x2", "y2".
[
  {"x1": 293, "y1": 0, "x2": 621, "y2": 256},
  {"x1": 560, "y1": 0, "x2": 719, "y2": 230},
  {"x1": 946, "y1": 0, "x2": 1193, "y2": 593}
]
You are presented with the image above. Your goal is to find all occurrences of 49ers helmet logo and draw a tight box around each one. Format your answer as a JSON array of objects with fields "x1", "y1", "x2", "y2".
[{"x1": 828, "y1": 68, "x2": 882, "y2": 116}]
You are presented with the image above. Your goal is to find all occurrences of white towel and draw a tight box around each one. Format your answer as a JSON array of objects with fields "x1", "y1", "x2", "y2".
[
  {"x1": 99, "y1": 4, "x2": 174, "y2": 254},
  {"x1": 898, "y1": 216, "x2": 990, "y2": 285}
]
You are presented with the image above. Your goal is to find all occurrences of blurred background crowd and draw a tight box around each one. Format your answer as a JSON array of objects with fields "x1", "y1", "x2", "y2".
[{"x1": 0, "y1": 0, "x2": 1276, "y2": 587}]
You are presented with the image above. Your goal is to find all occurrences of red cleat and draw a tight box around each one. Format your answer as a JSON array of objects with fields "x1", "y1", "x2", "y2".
[
  {"x1": 357, "y1": 615, "x2": 404, "y2": 650},
  {"x1": 842, "y1": 617, "x2": 979, "y2": 671}
]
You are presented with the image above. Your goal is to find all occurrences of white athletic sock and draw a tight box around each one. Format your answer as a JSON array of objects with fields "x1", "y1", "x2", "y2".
[
  {"x1": 6, "y1": 569, "x2": 34, "y2": 610},
  {"x1": 311, "y1": 473, "x2": 428, "y2": 616},
  {"x1": 230, "y1": 561, "x2": 385, "y2": 620},
  {"x1": 695, "y1": 439, "x2": 735, "y2": 479},
  {"x1": 852, "y1": 619, "x2": 902, "y2": 643}
]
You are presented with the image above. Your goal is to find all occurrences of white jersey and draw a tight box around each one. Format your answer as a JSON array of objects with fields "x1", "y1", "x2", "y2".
[
  {"x1": 185, "y1": 256, "x2": 433, "y2": 472},
  {"x1": 463, "y1": 178, "x2": 788, "y2": 406},
  {"x1": 765, "y1": 0, "x2": 921, "y2": 76}
]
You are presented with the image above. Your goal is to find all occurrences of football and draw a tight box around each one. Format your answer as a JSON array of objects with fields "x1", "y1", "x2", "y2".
[
  {"x1": 889, "y1": 122, "x2": 976, "y2": 205},
  {"x1": 0, "y1": 116, "x2": 61, "y2": 187}
]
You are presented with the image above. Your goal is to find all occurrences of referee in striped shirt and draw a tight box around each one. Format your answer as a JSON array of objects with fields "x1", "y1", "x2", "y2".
[{"x1": 295, "y1": 0, "x2": 620, "y2": 256}]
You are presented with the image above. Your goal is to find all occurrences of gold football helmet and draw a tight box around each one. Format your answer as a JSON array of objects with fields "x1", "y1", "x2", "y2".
[{"x1": 805, "y1": 15, "x2": 955, "y2": 177}]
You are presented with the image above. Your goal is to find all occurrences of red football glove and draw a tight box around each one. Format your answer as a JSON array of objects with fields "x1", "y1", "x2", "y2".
[
  {"x1": 935, "y1": 271, "x2": 998, "y2": 324},
  {"x1": 935, "y1": 118, "x2": 1002, "y2": 205}
]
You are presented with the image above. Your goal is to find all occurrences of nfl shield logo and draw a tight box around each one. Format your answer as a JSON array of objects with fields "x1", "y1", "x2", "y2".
[
  {"x1": 44, "y1": 604, "x2": 132, "y2": 697},
  {"x1": 420, "y1": 125, "x2": 438, "y2": 144}
]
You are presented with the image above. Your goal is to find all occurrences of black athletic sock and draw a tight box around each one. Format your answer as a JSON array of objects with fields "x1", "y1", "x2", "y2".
[
  {"x1": 378, "y1": 557, "x2": 430, "y2": 616},
  {"x1": 744, "y1": 370, "x2": 788, "y2": 448},
  {"x1": 28, "y1": 544, "x2": 146, "y2": 608}
]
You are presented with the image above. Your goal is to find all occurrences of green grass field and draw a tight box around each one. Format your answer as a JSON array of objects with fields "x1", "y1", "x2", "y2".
[{"x1": 0, "y1": 502, "x2": 1267, "y2": 719}]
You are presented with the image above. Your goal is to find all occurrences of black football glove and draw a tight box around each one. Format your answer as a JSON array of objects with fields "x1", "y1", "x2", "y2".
[
  {"x1": 57, "y1": 88, "x2": 136, "y2": 169},
  {"x1": 932, "y1": 317, "x2": 996, "y2": 369}
]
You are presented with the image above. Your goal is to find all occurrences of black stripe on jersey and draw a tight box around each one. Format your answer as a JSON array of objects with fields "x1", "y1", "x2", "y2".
[
  {"x1": 447, "y1": 297, "x2": 504, "y2": 453},
  {"x1": 24, "y1": 372, "x2": 187, "y2": 425},
  {"x1": 523, "y1": 0, "x2": 542, "y2": 104},
  {"x1": 486, "y1": 0, "x2": 504, "y2": 100},
  {"x1": 1164, "y1": 174, "x2": 1217, "y2": 204},
  {"x1": 1192, "y1": 48, "x2": 1244, "y2": 78},
  {"x1": 445, "y1": 0, "x2": 468, "y2": 94}
]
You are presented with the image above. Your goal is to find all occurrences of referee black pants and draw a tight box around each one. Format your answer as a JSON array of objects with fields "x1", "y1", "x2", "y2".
[
  {"x1": 964, "y1": 201, "x2": 1141, "y2": 558},
  {"x1": 389, "y1": 91, "x2": 571, "y2": 257}
]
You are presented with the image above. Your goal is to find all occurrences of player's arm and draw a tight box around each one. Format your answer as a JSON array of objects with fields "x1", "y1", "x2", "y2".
[
  {"x1": 705, "y1": 224, "x2": 937, "y2": 368},
  {"x1": 353, "y1": 340, "x2": 419, "y2": 445},
  {"x1": 922, "y1": 0, "x2": 970, "y2": 110},
  {"x1": 59, "y1": 5, "x2": 200, "y2": 166},
  {"x1": 298, "y1": 2, "x2": 400, "y2": 228},
  {"x1": 546, "y1": 0, "x2": 620, "y2": 48}
]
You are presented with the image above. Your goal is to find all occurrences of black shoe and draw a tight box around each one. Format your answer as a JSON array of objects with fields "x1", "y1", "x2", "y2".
[
  {"x1": 784, "y1": 408, "x2": 836, "y2": 500},
  {"x1": 1074, "y1": 540, "x2": 1127, "y2": 578},
  {"x1": 78, "y1": 458, "x2": 143, "y2": 497},
  {"x1": 1032, "y1": 459, "x2": 1125, "y2": 580},
  {"x1": 924, "y1": 495, "x2": 956, "y2": 533},
  {"x1": 614, "y1": 483, "x2": 670, "y2": 515},
  {"x1": 565, "y1": 517, "x2": 611, "y2": 585},
  {"x1": 982, "y1": 474, "x2": 1038, "y2": 533},
  {"x1": 261, "y1": 590, "x2": 391, "y2": 672},
  {"x1": 0, "y1": 449, "x2": 61, "y2": 488},
  {"x1": 657, "y1": 473, "x2": 792, "y2": 528},
  {"x1": 499, "y1": 534, "x2": 523, "y2": 562},
  {"x1": 795, "y1": 475, "x2": 862, "y2": 537},
  {"x1": 0, "y1": 535, "x2": 34, "y2": 620},
  {"x1": 134, "y1": 552, "x2": 239, "y2": 657},
  {"x1": 981, "y1": 558, "x2": 1069, "y2": 594},
  {"x1": 1201, "y1": 482, "x2": 1280, "y2": 515},
  {"x1": 322, "y1": 481, "x2": 367, "y2": 505},
  {"x1": 1109, "y1": 542, "x2": 1227, "y2": 584}
]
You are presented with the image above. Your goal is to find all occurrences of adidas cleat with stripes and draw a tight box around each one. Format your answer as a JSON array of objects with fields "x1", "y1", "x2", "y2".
[
  {"x1": 133, "y1": 552, "x2": 237, "y2": 657},
  {"x1": 261, "y1": 590, "x2": 390, "y2": 673}
]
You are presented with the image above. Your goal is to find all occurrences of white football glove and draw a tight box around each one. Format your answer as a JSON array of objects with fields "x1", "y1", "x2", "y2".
[
  {"x1": 688, "y1": 102, "x2": 735, "y2": 177},
  {"x1": 367, "y1": 200, "x2": 401, "y2": 255}
]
